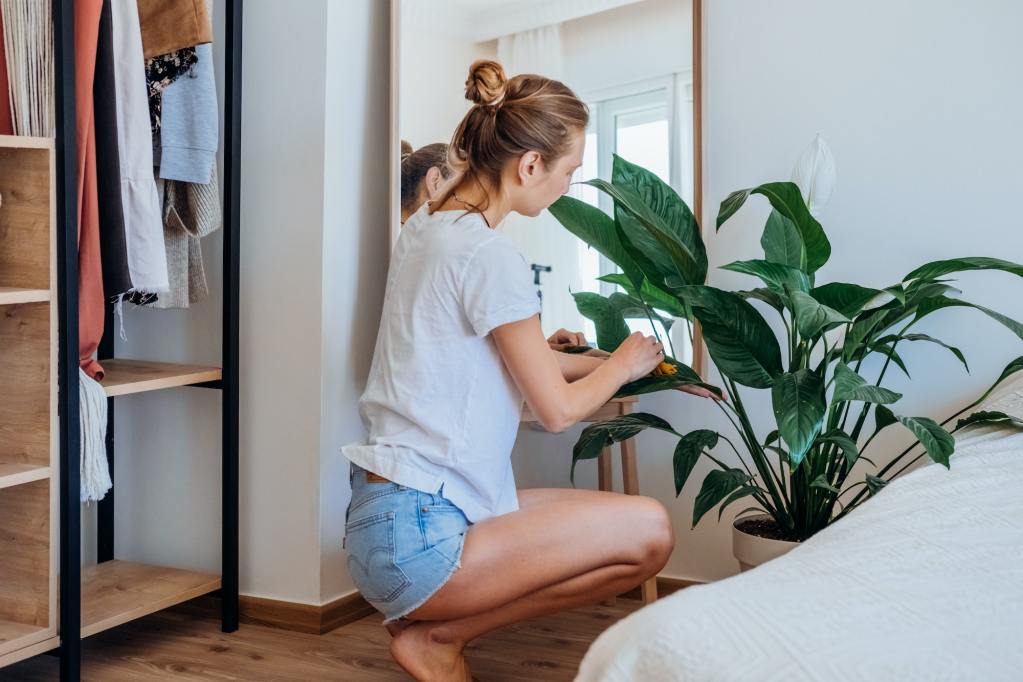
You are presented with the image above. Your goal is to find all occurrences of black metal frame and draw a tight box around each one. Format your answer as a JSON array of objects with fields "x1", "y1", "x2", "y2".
[{"x1": 53, "y1": 1, "x2": 242, "y2": 678}]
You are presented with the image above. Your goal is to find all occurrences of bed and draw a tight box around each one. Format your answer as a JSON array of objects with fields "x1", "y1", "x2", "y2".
[{"x1": 576, "y1": 381, "x2": 1023, "y2": 682}]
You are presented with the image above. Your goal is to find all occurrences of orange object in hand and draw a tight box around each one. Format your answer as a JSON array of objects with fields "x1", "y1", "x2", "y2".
[{"x1": 653, "y1": 361, "x2": 678, "y2": 376}]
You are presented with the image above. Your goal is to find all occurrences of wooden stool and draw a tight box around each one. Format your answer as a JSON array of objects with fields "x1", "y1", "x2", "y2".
[{"x1": 522, "y1": 395, "x2": 658, "y2": 606}]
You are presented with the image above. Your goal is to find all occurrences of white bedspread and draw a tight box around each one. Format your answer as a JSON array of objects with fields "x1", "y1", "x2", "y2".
[{"x1": 577, "y1": 386, "x2": 1023, "y2": 682}]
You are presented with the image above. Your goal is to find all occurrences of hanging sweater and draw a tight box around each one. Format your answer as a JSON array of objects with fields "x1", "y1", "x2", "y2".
[{"x1": 158, "y1": 42, "x2": 217, "y2": 183}]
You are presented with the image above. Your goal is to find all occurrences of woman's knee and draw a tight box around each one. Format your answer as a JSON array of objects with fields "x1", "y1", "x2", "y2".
[{"x1": 620, "y1": 497, "x2": 675, "y2": 566}]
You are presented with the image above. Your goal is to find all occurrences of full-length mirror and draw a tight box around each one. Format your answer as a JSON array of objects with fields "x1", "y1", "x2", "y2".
[{"x1": 394, "y1": 0, "x2": 701, "y2": 365}]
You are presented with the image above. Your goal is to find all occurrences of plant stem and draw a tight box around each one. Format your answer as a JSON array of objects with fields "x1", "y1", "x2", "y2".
[
  {"x1": 728, "y1": 379, "x2": 791, "y2": 525},
  {"x1": 713, "y1": 404, "x2": 756, "y2": 480}
]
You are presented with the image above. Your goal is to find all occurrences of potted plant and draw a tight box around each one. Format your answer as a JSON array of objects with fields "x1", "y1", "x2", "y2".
[{"x1": 550, "y1": 153, "x2": 1023, "y2": 569}]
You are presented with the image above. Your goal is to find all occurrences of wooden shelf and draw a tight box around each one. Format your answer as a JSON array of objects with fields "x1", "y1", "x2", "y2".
[
  {"x1": 0, "y1": 287, "x2": 49, "y2": 305},
  {"x1": 0, "y1": 634, "x2": 57, "y2": 668},
  {"x1": 100, "y1": 359, "x2": 222, "y2": 397},
  {"x1": 0, "y1": 620, "x2": 49, "y2": 659},
  {"x1": 0, "y1": 139, "x2": 55, "y2": 671},
  {"x1": 0, "y1": 134, "x2": 54, "y2": 150},
  {"x1": 81, "y1": 561, "x2": 221, "y2": 638},
  {"x1": 0, "y1": 464, "x2": 50, "y2": 490}
]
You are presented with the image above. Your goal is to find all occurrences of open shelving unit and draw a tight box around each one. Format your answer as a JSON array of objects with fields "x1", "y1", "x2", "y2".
[
  {"x1": 0, "y1": 2, "x2": 247, "y2": 680},
  {"x1": 0, "y1": 135, "x2": 58, "y2": 669}
]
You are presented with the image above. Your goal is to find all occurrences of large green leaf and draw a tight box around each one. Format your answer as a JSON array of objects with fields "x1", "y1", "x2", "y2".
[
  {"x1": 716, "y1": 182, "x2": 831, "y2": 273},
  {"x1": 832, "y1": 362, "x2": 902, "y2": 405},
  {"x1": 811, "y1": 283, "x2": 884, "y2": 318},
  {"x1": 789, "y1": 288, "x2": 850, "y2": 339},
  {"x1": 692, "y1": 468, "x2": 751, "y2": 527},
  {"x1": 771, "y1": 369, "x2": 826, "y2": 467},
  {"x1": 904, "y1": 257, "x2": 1023, "y2": 283},
  {"x1": 572, "y1": 292, "x2": 631, "y2": 351},
  {"x1": 722, "y1": 260, "x2": 812, "y2": 296},
  {"x1": 894, "y1": 415, "x2": 955, "y2": 468},
  {"x1": 956, "y1": 410, "x2": 1023, "y2": 431},
  {"x1": 615, "y1": 360, "x2": 723, "y2": 399},
  {"x1": 611, "y1": 155, "x2": 708, "y2": 283},
  {"x1": 572, "y1": 413, "x2": 676, "y2": 483},
  {"x1": 737, "y1": 287, "x2": 785, "y2": 312},
  {"x1": 673, "y1": 430, "x2": 719, "y2": 496},
  {"x1": 915, "y1": 296, "x2": 1023, "y2": 342},
  {"x1": 587, "y1": 178, "x2": 703, "y2": 289},
  {"x1": 549, "y1": 195, "x2": 642, "y2": 287},
  {"x1": 876, "y1": 333, "x2": 969, "y2": 372},
  {"x1": 685, "y1": 286, "x2": 784, "y2": 388},
  {"x1": 599, "y1": 273, "x2": 690, "y2": 319},
  {"x1": 761, "y1": 209, "x2": 804, "y2": 269}
]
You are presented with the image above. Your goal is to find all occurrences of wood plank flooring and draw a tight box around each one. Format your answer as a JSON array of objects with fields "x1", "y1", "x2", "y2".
[{"x1": 1, "y1": 598, "x2": 642, "y2": 681}]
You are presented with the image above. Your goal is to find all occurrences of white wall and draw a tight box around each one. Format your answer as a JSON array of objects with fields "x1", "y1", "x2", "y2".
[
  {"x1": 399, "y1": 23, "x2": 494, "y2": 149},
  {"x1": 562, "y1": 0, "x2": 690, "y2": 95},
  {"x1": 319, "y1": 0, "x2": 391, "y2": 603}
]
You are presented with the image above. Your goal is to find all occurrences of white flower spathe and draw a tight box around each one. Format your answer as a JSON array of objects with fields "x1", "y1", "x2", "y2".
[{"x1": 791, "y1": 134, "x2": 836, "y2": 217}]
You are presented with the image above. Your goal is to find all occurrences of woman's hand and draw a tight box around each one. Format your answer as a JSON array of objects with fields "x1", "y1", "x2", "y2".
[
  {"x1": 608, "y1": 331, "x2": 663, "y2": 383},
  {"x1": 547, "y1": 328, "x2": 588, "y2": 351},
  {"x1": 676, "y1": 384, "x2": 726, "y2": 401}
]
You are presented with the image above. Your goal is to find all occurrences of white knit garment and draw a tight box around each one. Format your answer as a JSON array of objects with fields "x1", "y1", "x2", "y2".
[{"x1": 79, "y1": 368, "x2": 111, "y2": 503}]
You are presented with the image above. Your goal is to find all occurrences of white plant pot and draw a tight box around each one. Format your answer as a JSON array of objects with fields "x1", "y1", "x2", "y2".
[{"x1": 732, "y1": 515, "x2": 799, "y2": 572}]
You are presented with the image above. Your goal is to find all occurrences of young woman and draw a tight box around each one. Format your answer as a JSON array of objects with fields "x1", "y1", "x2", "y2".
[
  {"x1": 343, "y1": 60, "x2": 716, "y2": 681},
  {"x1": 400, "y1": 140, "x2": 451, "y2": 224}
]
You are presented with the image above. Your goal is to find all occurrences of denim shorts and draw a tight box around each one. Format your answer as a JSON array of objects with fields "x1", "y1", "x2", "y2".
[{"x1": 344, "y1": 463, "x2": 470, "y2": 623}]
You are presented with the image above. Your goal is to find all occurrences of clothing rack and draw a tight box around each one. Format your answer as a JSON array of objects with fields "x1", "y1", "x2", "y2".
[{"x1": 51, "y1": 1, "x2": 242, "y2": 679}]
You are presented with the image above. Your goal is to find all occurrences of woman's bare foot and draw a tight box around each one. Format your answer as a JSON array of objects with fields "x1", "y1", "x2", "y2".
[
  {"x1": 389, "y1": 621, "x2": 470, "y2": 681},
  {"x1": 386, "y1": 619, "x2": 410, "y2": 638}
]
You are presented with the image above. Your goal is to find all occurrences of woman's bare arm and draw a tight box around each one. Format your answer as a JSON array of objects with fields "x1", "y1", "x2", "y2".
[
  {"x1": 492, "y1": 315, "x2": 662, "y2": 432},
  {"x1": 553, "y1": 351, "x2": 606, "y2": 382}
]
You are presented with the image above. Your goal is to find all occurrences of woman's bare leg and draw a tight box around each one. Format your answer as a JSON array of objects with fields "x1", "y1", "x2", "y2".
[{"x1": 389, "y1": 488, "x2": 674, "y2": 681}]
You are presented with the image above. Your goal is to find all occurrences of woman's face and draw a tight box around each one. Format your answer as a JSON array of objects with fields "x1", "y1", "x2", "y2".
[{"x1": 510, "y1": 129, "x2": 585, "y2": 217}]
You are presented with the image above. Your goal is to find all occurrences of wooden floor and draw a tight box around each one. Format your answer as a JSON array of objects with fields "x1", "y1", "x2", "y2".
[{"x1": 1, "y1": 599, "x2": 642, "y2": 681}]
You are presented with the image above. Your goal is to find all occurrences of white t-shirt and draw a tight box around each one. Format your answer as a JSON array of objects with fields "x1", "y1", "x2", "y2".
[{"x1": 342, "y1": 206, "x2": 541, "y2": 522}]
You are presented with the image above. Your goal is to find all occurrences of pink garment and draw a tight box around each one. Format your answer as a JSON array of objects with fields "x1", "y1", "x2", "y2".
[
  {"x1": 0, "y1": 7, "x2": 14, "y2": 134},
  {"x1": 75, "y1": 0, "x2": 106, "y2": 380}
]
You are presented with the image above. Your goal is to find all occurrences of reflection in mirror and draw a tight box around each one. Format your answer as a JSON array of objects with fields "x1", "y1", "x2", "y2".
[{"x1": 399, "y1": 0, "x2": 696, "y2": 363}]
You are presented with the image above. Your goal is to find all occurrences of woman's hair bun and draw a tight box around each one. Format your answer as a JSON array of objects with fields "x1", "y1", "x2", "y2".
[
  {"x1": 465, "y1": 60, "x2": 507, "y2": 106},
  {"x1": 400, "y1": 139, "x2": 414, "y2": 162}
]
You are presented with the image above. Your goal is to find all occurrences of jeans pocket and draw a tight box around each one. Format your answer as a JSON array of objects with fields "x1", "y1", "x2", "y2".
[{"x1": 345, "y1": 511, "x2": 412, "y2": 603}]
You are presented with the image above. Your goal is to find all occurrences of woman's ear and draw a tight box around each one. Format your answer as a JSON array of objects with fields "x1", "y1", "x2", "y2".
[
  {"x1": 517, "y1": 151, "x2": 543, "y2": 184},
  {"x1": 425, "y1": 166, "x2": 445, "y2": 199}
]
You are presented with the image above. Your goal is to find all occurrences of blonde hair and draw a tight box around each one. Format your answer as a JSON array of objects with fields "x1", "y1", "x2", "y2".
[{"x1": 437, "y1": 60, "x2": 588, "y2": 212}]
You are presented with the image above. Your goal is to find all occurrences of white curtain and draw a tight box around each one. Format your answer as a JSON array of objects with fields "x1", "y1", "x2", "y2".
[
  {"x1": 496, "y1": 25, "x2": 587, "y2": 338},
  {"x1": 497, "y1": 24, "x2": 565, "y2": 80}
]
